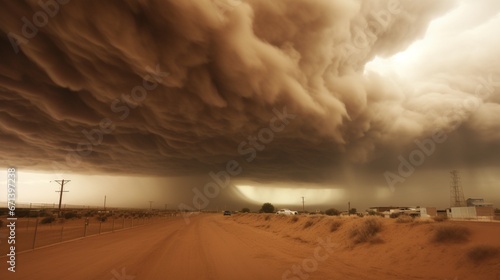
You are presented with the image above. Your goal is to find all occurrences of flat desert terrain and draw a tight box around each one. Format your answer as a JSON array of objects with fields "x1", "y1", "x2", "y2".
[{"x1": 1, "y1": 214, "x2": 499, "y2": 279}]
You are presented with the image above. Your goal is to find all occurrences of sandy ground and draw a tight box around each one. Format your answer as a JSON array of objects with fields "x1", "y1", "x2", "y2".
[{"x1": 0, "y1": 214, "x2": 499, "y2": 279}]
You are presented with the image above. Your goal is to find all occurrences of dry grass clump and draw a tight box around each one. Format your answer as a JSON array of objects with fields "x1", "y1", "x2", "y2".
[
  {"x1": 264, "y1": 215, "x2": 271, "y2": 221},
  {"x1": 432, "y1": 225, "x2": 470, "y2": 243},
  {"x1": 330, "y1": 220, "x2": 342, "y2": 232},
  {"x1": 467, "y1": 245, "x2": 500, "y2": 263},
  {"x1": 395, "y1": 215, "x2": 414, "y2": 223},
  {"x1": 290, "y1": 216, "x2": 299, "y2": 223},
  {"x1": 350, "y1": 217, "x2": 383, "y2": 244},
  {"x1": 412, "y1": 218, "x2": 433, "y2": 225},
  {"x1": 432, "y1": 216, "x2": 448, "y2": 222},
  {"x1": 303, "y1": 219, "x2": 314, "y2": 229}
]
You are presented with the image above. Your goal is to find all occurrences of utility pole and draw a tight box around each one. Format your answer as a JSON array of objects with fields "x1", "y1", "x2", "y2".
[
  {"x1": 149, "y1": 201, "x2": 153, "y2": 211},
  {"x1": 301, "y1": 197, "x2": 305, "y2": 213},
  {"x1": 53, "y1": 179, "x2": 70, "y2": 218},
  {"x1": 103, "y1": 195, "x2": 107, "y2": 211},
  {"x1": 348, "y1": 201, "x2": 351, "y2": 216}
]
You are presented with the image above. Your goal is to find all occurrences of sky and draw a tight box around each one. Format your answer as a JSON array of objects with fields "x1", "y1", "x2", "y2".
[{"x1": 0, "y1": 0, "x2": 499, "y2": 212}]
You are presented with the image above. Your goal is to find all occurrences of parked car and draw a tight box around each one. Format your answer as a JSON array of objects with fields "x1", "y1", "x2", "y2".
[
  {"x1": 276, "y1": 209, "x2": 298, "y2": 215},
  {"x1": 223, "y1": 210, "x2": 232, "y2": 216}
]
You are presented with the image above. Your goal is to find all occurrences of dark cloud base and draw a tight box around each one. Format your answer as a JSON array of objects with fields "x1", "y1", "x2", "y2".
[{"x1": 1, "y1": 0, "x2": 499, "y2": 185}]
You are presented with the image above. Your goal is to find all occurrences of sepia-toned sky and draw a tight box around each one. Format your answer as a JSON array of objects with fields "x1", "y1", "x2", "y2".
[{"x1": 0, "y1": 0, "x2": 499, "y2": 211}]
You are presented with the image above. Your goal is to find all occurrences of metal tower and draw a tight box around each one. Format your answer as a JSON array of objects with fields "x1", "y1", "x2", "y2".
[{"x1": 450, "y1": 170, "x2": 466, "y2": 207}]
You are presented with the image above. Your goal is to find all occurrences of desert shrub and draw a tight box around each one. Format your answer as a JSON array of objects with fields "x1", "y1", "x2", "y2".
[
  {"x1": 325, "y1": 208, "x2": 340, "y2": 216},
  {"x1": 433, "y1": 225, "x2": 470, "y2": 243},
  {"x1": 84, "y1": 210, "x2": 97, "y2": 217},
  {"x1": 356, "y1": 213, "x2": 364, "y2": 217},
  {"x1": 96, "y1": 215, "x2": 107, "y2": 222},
  {"x1": 350, "y1": 218, "x2": 382, "y2": 244},
  {"x1": 330, "y1": 220, "x2": 342, "y2": 232},
  {"x1": 413, "y1": 218, "x2": 432, "y2": 225},
  {"x1": 290, "y1": 216, "x2": 299, "y2": 223},
  {"x1": 396, "y1": 215, "x2": 414, "y2": 223},
  {"x1": 264, "y1": 215, "x2": 271, "y2": 221},
  {"x1": 367, "y1": 210, "x2": 384, "y2": 217},
  {"x1": 467, "y1": 245, "x2": 500, "y2": 262},
  {"x1": 304, "y1": 219, "x2": 314, "y2": 229},
  {"x1": 389, "y1": 212, "x2": 400, "y2": 219},
  {"x1": 40, "y1": 216, "x2": 55, "y2": 224},
  {"x1": 13, "y1": 209, "x2": 30, "y2": 218},
  {"x1": 241, "y1": 208, "x2": 250, "y2": 213},
  {"x1": 63, "y1": 211, "x2": 79, "y2": 219},
  {"x1": 433, "y1": 216, "x2": 448, "y2": 222},
  {"x1": 39, "y1": 210, "x2": 52, "y2": 217}
]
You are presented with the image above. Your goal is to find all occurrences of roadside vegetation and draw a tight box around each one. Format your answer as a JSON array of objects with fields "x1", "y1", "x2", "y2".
[
  {"x1": 303, "y1": 219, "x2": 314, "y2": 229},
  {"x1": 330, "y1": 220, "x2": 342, "y2": 232},
  {"x1": 395, "y1": 215, "x2": 414, "y2": 223},
  {"x1": 432, "y1": 216, "x2": 448, "y2": 222},
  {"x1": 325, "y1": 208, "x2": 340, "y2": 216},
  {"x1": 40, "y1": 216, "x2": 56, "y2": 224},
  {"x1": 432, "y1": 225, "x2": 470, "y2": 243},
  {"x1": 260, "y1": 203, "x2": 275, "y2": 213},
  {"x1": 350, "y1": 217, "x2": 383, "y2": 244},
  {"x1": 467, "y1": 245, "x2": 500, "y2": 263}
]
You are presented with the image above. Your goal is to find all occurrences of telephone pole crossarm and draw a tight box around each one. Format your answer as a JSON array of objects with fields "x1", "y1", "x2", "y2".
[{"x1": 53, "y1": 179, "x2": 70, "y2": 217}]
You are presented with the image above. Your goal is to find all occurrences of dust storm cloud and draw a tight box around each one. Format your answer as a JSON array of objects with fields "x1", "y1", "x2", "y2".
[{"x1": 0, "y1": 0, "x2": 499, "y2": 191}]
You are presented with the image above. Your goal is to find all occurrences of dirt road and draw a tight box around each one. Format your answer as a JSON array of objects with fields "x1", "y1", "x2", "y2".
[{"x1": 0, "y1": 214, "x2": 354, "y2": 280}]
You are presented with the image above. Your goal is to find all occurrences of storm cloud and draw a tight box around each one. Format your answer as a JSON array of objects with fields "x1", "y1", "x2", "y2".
[{"x1": 0, "y1": 0, "x2": 499, "y2": 188}]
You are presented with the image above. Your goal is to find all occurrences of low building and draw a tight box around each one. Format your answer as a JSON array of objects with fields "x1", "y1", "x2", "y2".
[
  {"x1": 368, "y1": 206, "x2": 436, "y2": 218},
  {"x1": 447, "y1": 206, "x2": 495, "y2": 220},
  {"x1": 466, "y1": 198, "x2": 493, "y2": 207},
  {"x1": 368, "y1": 206, "x2": 402, "y2": 213},
  {"x1": 419, "y1": 207, "x2": 437, "y2": 218}
]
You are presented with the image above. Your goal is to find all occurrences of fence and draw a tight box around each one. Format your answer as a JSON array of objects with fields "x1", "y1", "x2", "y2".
[{"x1": 0, "y1": 212, "x2": 176, "y2": 256}]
